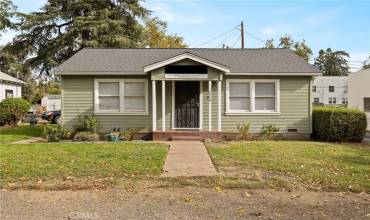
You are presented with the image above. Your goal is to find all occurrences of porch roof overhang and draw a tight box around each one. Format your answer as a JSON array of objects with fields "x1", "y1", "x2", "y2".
[{"x1": 143, "y1": 52, "x2": 231, "y2": 73}]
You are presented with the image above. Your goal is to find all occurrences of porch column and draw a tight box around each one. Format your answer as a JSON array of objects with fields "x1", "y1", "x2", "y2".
[
  {"x1": 208, "y1": 81, "x2": 212, "y2": 132},
  {"x1": 152, "y1": 80, "x2": 156, "y2": 132},
  {"x1": 162, "y1": 80, "x2": 166, "y2": 131},
  {"x1": 217, "y1": 80, "x2": 222, "y2": 132}
]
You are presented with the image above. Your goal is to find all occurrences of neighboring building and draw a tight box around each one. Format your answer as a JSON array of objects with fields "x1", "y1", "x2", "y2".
[
  {"x1": 54, "y1": 48, "x2": 320, "y2": 140},
  {"x1": 348, "y1": 69, "x2": 370, "y2": 131},
  {"x1": 312, "y1": 76, "x2": 348, "y2": 106},
  {"x1": 41, "y1": 94, "x2": 61, "y2": 111},
  {"x1": 0, "y1": 71, "x2": 25, "y2": 102}
]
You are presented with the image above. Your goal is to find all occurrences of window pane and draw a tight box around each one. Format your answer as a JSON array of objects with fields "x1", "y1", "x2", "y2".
[
  {"x1": 99, "y1": 97, "x2": 119, "y2": 111},
  {"x1": 99, "y1": 82, "x2": 119, "y2": 96},
  {"x1": 124, "y1": 97, "x2": 145, "y2": 111},
  {"x1": 255, "y1": 83, "x2": 275, "y2": 96},
  {"x1": 124, "y1": 82, "x2": 145, "y2": 96},
  {"x1": 255, "y1": 97, "x2": 275, "y2": 110},
  {"x1": 230, "y1": 83, "x2": 250, "y2": 97},
  {"x1": 230, "y1": 97, "x2": 250, "y2": 111}
]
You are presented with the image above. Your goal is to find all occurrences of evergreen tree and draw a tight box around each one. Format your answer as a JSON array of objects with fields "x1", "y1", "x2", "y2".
[
  {"x1": 0, "y1": 0, "x2": 17, "y2": 34},
  {"x1": 5, "y1": 0, "x2": 150, "y2": 76},
  {"x1": 314, "y1": 48, "x2": 349, "y2": 76}
]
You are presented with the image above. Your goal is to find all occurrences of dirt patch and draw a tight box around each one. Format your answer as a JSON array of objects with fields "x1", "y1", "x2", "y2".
[{"x1": 1, "y1": 187, "x2": 369, "y2": 220}]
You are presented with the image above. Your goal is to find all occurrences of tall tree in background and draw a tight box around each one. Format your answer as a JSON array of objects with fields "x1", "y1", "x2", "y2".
[
  {"x1": 4, "y1": 0, "x2": 149, "y2": 76},
  {"x1": 0, "y1": 0, "x2": 16, "y2": 34},
  {"x1": 142, "y1": 18, "x2": 187, "y2": 48},
  {"x1": 363, "y1": 54, "x2": 370, "y2": 69},
  {"x1": 314, "y1": 48, "x2": 350, "y2": 76},
  {"x1": 265, "y1": 35, "x2": 313, "y2": 61}
]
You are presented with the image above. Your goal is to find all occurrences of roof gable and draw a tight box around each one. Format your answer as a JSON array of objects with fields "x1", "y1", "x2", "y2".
[{"x1": 143, "y1": 52, "x2": 230, "y2": 73}]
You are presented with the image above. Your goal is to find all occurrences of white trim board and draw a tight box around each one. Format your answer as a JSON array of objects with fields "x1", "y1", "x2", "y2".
[{"x1": 144, "y1": 53, "x2": 230, "y2": 73}]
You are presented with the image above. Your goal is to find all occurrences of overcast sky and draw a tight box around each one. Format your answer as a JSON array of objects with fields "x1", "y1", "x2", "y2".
[{"x1": 1, "y1": 0, "x2": 369, "y2": 71}]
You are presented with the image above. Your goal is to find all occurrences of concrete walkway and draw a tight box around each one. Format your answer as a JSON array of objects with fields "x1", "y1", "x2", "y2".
[{"x1": 161, "y1": 141, "x2": 218, "y2": 177}]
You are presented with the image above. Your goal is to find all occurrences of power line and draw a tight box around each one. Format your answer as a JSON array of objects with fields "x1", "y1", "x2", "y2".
[
  {"x1": 216, "y1": 28, "x2": 239, "y2": 48},
  {"x1": 195, "y1": 25, "x2": 240, "y2": 48},
  {"x1": 244, "y1": 31, "x2": 266, "y2": 44},
  {"x1": 231, "y1": 35, "x2": 241, "y2": 48}
]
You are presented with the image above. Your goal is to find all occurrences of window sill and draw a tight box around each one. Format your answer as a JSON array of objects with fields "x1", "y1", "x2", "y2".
[
  {"x1": 94, "y1": 112, "x2": 149, "y2": 116},
  {"x1": 225, "y1": 112, "x2": 281, "y2": 116}
]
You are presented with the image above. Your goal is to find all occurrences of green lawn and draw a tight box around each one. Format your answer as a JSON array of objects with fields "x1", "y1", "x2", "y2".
[
  {"x1": 0, "y1": 125, "x2": 44, "y2": 143},
  {"x1": 0, "y1": 142, "x2": 168, "y2": 189},
  {"x1": 206, "y1": 141, "x2": 370, "y2": 192}
]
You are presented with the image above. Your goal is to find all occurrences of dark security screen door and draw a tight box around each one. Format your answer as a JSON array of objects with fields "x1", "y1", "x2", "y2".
[{"x1": 175, "y1": 82, "x2": 199, "y2": 128}]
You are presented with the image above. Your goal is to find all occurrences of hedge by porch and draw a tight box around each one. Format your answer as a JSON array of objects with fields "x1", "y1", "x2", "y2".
[{"x1": 312, "y1": 107, "x2": 367, "y2": 142}]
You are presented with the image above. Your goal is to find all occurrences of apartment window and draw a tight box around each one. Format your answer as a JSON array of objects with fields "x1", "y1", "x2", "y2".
[
  {"x1": 312, "y1": 86, "x2": 317, "y2": 92},
  {"x1": 313, "y1": 98, "x2": 320, "y2": 104},
  {"x1": 5, "y1": 89, "x2": 14, "y2": 98},
  {"x1": 226, "y1": 79, "x2": 279, "y2": 114},
  {"x1": 94, "y1": 79, "x2": 148, "y2": 114},
  {"x1": 342, "y1": 98, "x2": 348, "y2": 105},
  {"x1": 364, "y1": 98, "x2": 370, "y2": 112},
  {"x1": 329, "y1": 97, "x2": 337, "y2": 104},
  {"x1": 344, "y1": 86, "x2": 348, "y2": 94},
  {"x1": 329, "y1": 86, "x2": 335, "y2": 92}
]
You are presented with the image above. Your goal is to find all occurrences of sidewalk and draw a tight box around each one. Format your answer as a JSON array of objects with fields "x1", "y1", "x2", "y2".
[{"x1": 161, "y1": 141, "x2": 218, "y2": 177}]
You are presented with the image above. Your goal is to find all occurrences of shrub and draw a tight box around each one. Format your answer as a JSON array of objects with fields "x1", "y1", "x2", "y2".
[
  {"x1": 74, "y1": 114, "x2": 99, "y2": 132},
  {"x1": 312, "y1": 106, "x2": 367, "y2": 142},
  {"x1": 0, "y1": 98, "x2": 31, "y2": 125},
  {"x1": 237, "y1": 122, "x2": 250, "y2": 140},
  {"x1": 120, "y1": 128, "x2": 141, "y2": 141},
  {"x1": 259, "y1": 124, "x2": 280, "y2": 140},
  {"x1": 74, "y1": 132, "x2": 100, "y2": 142},
  {"x1": 43, "y1": 125, "x2": 71, "y2": 142}
]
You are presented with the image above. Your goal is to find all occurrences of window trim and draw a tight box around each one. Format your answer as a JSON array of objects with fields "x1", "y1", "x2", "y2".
[
  {"x1": 94, "y1": 78, "x2": 148, "y2": 115},
  {"x1": 226, "y1": 79, "x2": 280, "y2": 115}
]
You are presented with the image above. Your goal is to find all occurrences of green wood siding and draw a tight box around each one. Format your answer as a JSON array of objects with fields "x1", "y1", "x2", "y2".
[
  {"x1": 62, "y1": 75, "x2": 311, "y2": 134},
  {"x1": 214, "y1": 76, "x2": 312, "y2": 133},
  {"x1": 61, "y1": 75, "x2": 153, "y2": 132}
]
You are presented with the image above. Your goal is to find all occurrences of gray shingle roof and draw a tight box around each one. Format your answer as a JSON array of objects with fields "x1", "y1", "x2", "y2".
[
  {"x1": 54, "y1": 48, "x2": 320, "y2": 74},
  {"x1": 0, "y1": 71, "x2": 25, "y2": 84}
]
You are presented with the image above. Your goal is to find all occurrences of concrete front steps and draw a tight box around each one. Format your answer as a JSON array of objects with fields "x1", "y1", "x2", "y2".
[{"x1": 153, "y1": 130, "x2": 222, "y2": 141}]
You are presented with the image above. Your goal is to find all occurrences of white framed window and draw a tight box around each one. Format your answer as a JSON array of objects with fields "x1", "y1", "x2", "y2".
[
  {"x1": 329, "y1": 97, "x2": 336, "y2": 104},
  {"x1": 329, "y1": 86, "x2": 335, "y2": 92},
  {"x1": 313, "y1": 97, "x2": 320, "y2": 103},
  {"x1": 94, "y1": 79, "x2": 148, "y2": 115},
  {"x1": 342, "y1": 98, "x2": 348, "y2": 105},
  {"x1": 226, "y1": 79, "x2": 280, "y2": 114},
  {"x1": 312, "y1": 86, "x2": 317, "y2": 92}
]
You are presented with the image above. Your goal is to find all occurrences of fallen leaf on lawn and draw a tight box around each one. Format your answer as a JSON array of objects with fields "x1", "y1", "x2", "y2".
[
  {"x1": 183, "y1": 197, "x2": 193, "y2": 203},
  {"x1": 37, "y1": 179, "x2": 43, "y2": 184},
  {"x1": 237, "y1": 207, "x2": 246, "y2": 216},
  {"x1": 215, "y1": 186, "x2": 222, "y2": 192},
  {"x1": 243, "y1": 192, "x2": 251, "y2": 197},
  {"x1": 63, "y1": 176, "x2": 73, "y2": 180}
]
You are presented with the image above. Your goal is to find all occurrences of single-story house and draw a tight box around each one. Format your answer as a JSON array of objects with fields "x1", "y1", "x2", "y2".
[
  {"x1": 0, "y1": 71, "x2": 25, "y2": 102},
  {"x1": 54, "y1": 48, "x2": 320, "y2": 140},
  {"x1": 348, "y1": 69, "x2": 370, "y2": 131},
  {"x1": 41, "y1": 94, "x2": 61, "y2": 111}
]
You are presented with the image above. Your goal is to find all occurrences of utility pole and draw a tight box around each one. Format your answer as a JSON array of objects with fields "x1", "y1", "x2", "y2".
[{"x1": 240, "y1": 21, "x2": 244, "y2": 48}]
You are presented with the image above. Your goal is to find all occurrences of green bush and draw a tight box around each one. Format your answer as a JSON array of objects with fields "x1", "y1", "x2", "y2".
[
  {"x1": 312, "y1": 107, "x2": 367, "y2": 142},
  {"x1": 73, "y1": 132, "x2": 100, "y2": 142},
  {"x1": 43, "y1": 125, "x2": 71, "y2": 142},
  {"x1": 0, "y1": 98, "x2": 31, "y2": 125},
  {"x1": 259, "y1": 124, "x2": 280, "y2": 140},
  {"x1": 74, "y1": 114, "x2": 99, "y2": 132},
  {"x1": 120, "y1": 128, "x2": 141, "y2": 141},
  {"x1": 237, "y1": 122, "x2": 250, "y2": 140}
]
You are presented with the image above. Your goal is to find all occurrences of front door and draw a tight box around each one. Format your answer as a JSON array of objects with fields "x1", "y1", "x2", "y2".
[{"x1": 175, "y1": 81, "x2": 199, "y2": 128}]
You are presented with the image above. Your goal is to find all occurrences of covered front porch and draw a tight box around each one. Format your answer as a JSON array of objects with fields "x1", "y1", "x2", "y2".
[{"x1": 146, "y1": 53, "x2": 228, "y2": 140}]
